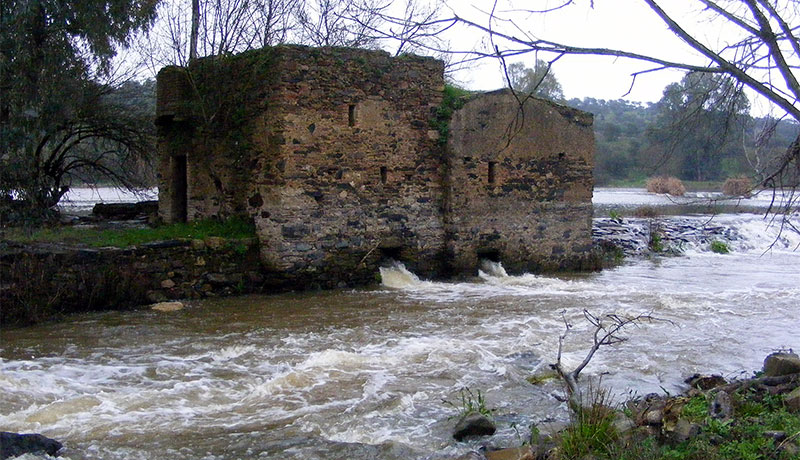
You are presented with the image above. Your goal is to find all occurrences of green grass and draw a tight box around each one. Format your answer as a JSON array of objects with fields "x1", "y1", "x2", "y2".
[
  {"x1": 1, "y1": 217, "x2": 256, "y2": 248},
  {"x1": 560, "y1": 405, "x2": 619, "y2": 459},
  {"x1": 443, "y1": 387, "x2": 494, "y2": 419},
  {"x1": 604, "y1": 390, "x2": 800, "y2": 460}
]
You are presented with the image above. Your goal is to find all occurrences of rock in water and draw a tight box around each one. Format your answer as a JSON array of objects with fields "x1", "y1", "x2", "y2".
[
  {"x1": 453, "y1": 413, "x2": 496, "y2": 441},
  {"x1": 0, "y1": 432, "x2": 62, "y2": 459},
  {"x1": 763, "y1": 352, "x2": 800, "y2": 377},
  {"x1": 684, "y1": 374, "x2": 727, "y2": 390},
  {"x1": 150, "y1": 301, "x2": 184, "y2": 312}
]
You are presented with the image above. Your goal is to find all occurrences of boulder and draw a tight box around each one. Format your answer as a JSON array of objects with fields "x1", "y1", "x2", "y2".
[
  {"x1": 0, "y1": 432, "x2": 62, "y2": 459},
  {"x1": 150, "y1": 301, "x2": 184, "y2": 312},
  {"x1": 786, "y1": 386, "x2": 800, "y2": 413},
  {"x1": 763, "y1": 352, "x2": 800, "y2": 377},
  {"x1": 453, "y1": 413, "x2": 497, "y2": 441},
  {"x1": 612, "y1": 412, "x2": 636, "y2": 437},
  {"x1": 684, "y1": 374, "x2": 727, "y2": 391},
  {"x1": 667, "y1": 419, "x2": 702, "y2": 444},
  {"x1": 644, "y1": 409, "x2": 663, "y2": 426},
  {"x1": 710, "y1": 391, "x2": 733, "y2": 420}
]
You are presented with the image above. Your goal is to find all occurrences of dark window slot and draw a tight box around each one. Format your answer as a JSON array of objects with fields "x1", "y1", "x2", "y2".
[
  {"x1": 348, "y1": 104, "x2": 357, "y2": 126},
  {"x1": 488, "y1": 161, "x2": 497, "y2": 184}
]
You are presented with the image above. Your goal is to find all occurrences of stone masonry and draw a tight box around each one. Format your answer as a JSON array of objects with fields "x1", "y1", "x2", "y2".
[{"x1": 156, "y1": 45, "x2": 597, "y2": 284}]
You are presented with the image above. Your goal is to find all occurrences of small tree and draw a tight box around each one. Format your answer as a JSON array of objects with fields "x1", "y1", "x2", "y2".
[
  {"x1": 646, "y1": 72, "x2": 750, "y2": 181},
  {"x1": 506, "y1": 60, "x2": 564, "y2": 102}
]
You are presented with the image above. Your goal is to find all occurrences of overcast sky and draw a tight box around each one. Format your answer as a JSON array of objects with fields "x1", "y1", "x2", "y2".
[
  {"x1": 447, "y1": 0, "x2": 688, "y2": 103},
  {"x1": 442, "y1": 0, "x2": 788, "y2": 115}
]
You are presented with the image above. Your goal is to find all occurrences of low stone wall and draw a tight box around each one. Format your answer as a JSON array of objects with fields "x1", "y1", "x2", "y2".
[{"x1": 0, "y1": 238, "x2": 268, "y2": 327}]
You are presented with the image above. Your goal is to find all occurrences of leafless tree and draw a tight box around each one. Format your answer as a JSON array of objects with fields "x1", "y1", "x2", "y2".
[
  {"x1": 294, "y1": 0, "x2": 384, "y2": 48},
  {"x1": 140, "y1": 0, "x2": 303, "y2": 69},
  {"x1": 552, "y1": 309, "x2": 665, "y2": 411}
]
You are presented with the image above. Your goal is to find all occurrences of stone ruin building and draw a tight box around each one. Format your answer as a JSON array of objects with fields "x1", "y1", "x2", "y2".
[{"x1": 155, "y1": 45, "x2": 596, "y2": 287}]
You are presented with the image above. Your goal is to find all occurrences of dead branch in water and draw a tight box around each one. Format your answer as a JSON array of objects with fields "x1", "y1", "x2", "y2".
[{"x1": 551, "y1": 309, "x2": 670, "y2": 412}]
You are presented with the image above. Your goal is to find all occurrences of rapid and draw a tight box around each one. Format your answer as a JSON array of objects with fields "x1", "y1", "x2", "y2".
[{"x1": 1, "y1": 189, "x2": 799, "y2": 459}]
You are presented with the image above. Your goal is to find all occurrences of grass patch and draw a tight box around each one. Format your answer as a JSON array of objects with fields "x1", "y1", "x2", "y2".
[
  {"x1": 605, "y1": 390, "x2": 800, "y2": 460},
  {"x1": 443, "y1": 387, "x2": 494, "y2": 419},
  {"x1": 680, "y1": 395, "x2": 709, "y2": 422},
  {"x1": 560, "y1": 404, "x2": 619, "y2": 459},
  {"x1": 2, "y1": 217, "x2": 256, "y2": 248}
]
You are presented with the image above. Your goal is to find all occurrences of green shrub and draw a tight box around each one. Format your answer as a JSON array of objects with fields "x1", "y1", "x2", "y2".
[
  {"x1": 432, "y1": 84, "x2": 471, "y2": 146},
  {"x1": 710, "y1": 240, "x2": 730, "y2": 254}
]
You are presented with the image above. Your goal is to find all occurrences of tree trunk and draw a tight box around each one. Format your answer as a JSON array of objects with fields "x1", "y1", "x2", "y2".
[{"x1": 190, "y1": 0, "x2": 199, "y2": 61}]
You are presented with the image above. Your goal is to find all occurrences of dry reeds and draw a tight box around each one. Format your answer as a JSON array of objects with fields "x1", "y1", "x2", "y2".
[
  {"x1": 646, "y1": 176, "x2": 686, "y2": 196},
  {"x1": 722, "y1": 176, "x2": 753, "y2": 197}
]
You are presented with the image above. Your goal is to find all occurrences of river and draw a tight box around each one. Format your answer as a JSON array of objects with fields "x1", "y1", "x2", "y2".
[{"x1": 1, "y1": 189, "x2": 799, "y2": 459}]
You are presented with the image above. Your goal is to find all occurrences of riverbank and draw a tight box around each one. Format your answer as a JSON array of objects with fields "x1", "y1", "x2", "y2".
[{"x1": 458, "y1": 353, "x2": 800, "y2": 460}]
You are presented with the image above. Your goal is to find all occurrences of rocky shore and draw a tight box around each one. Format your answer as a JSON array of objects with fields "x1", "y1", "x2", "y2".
[{"x1": 451, "y1": 352, "x2": 800, "y2": 460}]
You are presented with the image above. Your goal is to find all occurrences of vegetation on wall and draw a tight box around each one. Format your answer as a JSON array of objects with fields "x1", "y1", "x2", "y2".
[{"x1": 433, "y1": 84, "x2": 472, "y2": 146}]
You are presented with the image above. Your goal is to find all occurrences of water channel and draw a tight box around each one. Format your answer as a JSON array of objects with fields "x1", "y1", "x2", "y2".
[{"x1": 1, "y1": 189, "x2": 799, "y2": 459}]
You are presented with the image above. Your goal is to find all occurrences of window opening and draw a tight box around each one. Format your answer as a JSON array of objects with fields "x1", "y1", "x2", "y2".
[
  {"x1": 171, "y1": 155, "x2": 188, "y2": 223},
  {"x1": 380, "y1": 166, "x2": 388, "y2": 184},
  {"x1": 488, "y1": 161, "x2": 497, "y2": 184},
  {"x1": 348, "y1": 104, "x2": 357, "y2": 126}
]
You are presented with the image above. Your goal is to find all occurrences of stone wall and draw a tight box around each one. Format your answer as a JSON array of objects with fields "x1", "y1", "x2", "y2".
[
  {"x1": 444, "y1": 90, "x2": 596, "y2": 273},
  {"x1": 156, "y1": 50, "x2": 279, "y2": 223},
  {"x1": 0, "y1": 239, "x2": 264, "y2": 327},
  {"x1": 246, "y1": 47, "x2": 448, "y2": 281}
]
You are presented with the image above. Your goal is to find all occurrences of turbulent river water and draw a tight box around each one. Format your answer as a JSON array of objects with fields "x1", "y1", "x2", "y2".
[{"x1": 2, "y1": 189, "x2": 799, "y2": 459}]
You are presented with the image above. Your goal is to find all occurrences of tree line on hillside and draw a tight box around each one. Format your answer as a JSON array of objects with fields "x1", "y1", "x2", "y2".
[
  {"x1": 570, "y1": 95, "x2": 799, "y2": 187},
  {"x1": 509, "y1": 64, "x2": 799, "y2": 187}
]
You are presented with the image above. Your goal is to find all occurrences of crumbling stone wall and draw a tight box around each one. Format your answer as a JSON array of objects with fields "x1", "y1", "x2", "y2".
[
  {"x1": 157, "y1": 50, "x2": 279, "y2": 223},
  {"x1": 246, "y1": 47, "x2": 447, "y2": 282},
  {"x1": 445, "y1": 90, "x2": 596, "y2": 273},
  {"x1": 156, "y1": 46, "x2": 597, "y2": 284},
  {"x1": 0, "y1": 239, "x2": 263, "y2": 327}
]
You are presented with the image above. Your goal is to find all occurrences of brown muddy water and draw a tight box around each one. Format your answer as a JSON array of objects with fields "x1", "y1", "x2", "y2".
[{"x1": 1, "y1": 213, "x2": 799, "y2": 459}]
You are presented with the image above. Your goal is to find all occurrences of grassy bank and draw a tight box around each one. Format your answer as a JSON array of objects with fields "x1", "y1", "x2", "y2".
[
  {"x1": 0, "y1": 217, "x2": 256, "y2": 248},
  {"x1": 505, "y1": 372, "x2": 800, "y2": 460},
  {"x1": 600, "y1": 178, "x2": 727, "y2": 192}
]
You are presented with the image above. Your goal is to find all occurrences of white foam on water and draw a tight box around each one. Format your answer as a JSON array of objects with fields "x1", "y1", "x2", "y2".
[
  {"x1": 2, "y1": 212, "x2": 799, "y2": 459},
  {"x1": 478, "y1": 259, "x2": 508, "y2": 278},
  {"x1": 379, "y1": 262, "x2": 432, "y2": 289}
]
